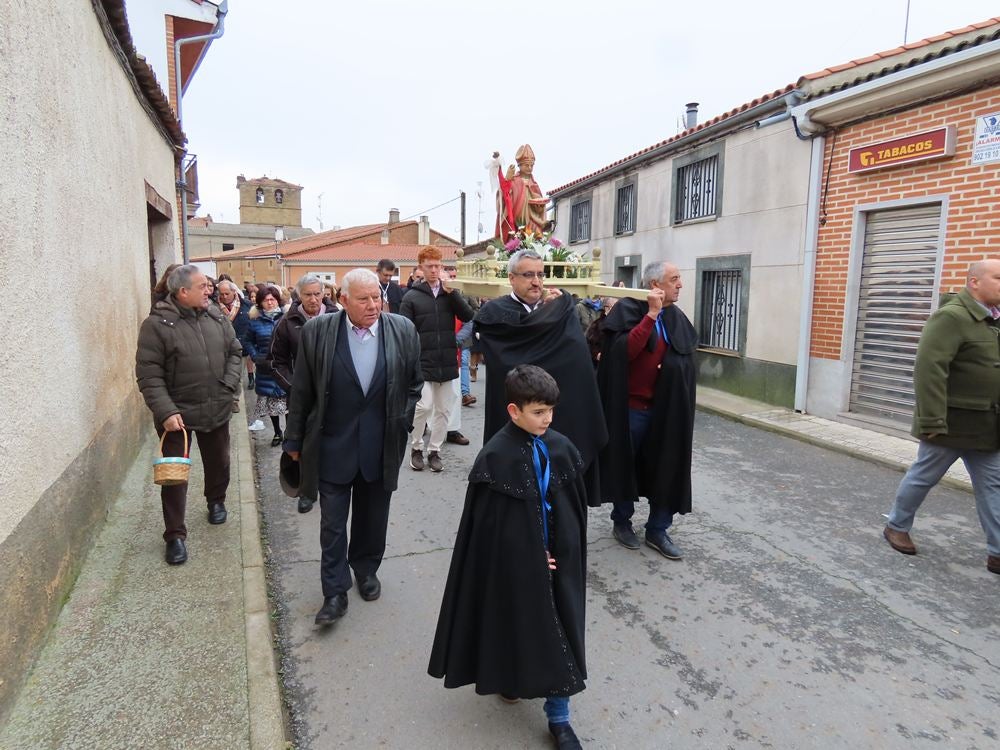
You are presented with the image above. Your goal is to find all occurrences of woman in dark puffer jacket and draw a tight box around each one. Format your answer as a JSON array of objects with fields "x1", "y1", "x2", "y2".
[{"x1": 245, "y1": 285, "x2": 287, "y2": 446}]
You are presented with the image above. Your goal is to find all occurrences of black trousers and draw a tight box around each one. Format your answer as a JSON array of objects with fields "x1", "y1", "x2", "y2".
[
  {"x1": 156, "y1": 423, "x2": 231, "y2": 541},
  {"x1": 319, "y1": 474, "x2": 392, "y2": 597}
]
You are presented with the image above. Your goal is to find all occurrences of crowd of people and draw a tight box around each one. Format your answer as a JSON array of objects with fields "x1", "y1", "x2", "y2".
[{"x1": 136, "y1": 251, "x2": 1000, "y2": 749}]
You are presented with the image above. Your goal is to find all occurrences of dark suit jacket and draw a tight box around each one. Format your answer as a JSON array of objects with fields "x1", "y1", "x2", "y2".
[
  {"x1": 319, "y1": 316, "x2": 387, "y2": 484},
  {"x1": 285, "y1": 311, "x2": 423, "y2": 500}
]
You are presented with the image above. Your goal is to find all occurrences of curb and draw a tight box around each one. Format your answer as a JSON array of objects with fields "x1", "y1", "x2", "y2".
[
  {"x1": 236, "y1": 392, "x2": 288, "y2": 749},
  {"x1": 696, "y1": 401, "x2": 974, "y2": 494}
]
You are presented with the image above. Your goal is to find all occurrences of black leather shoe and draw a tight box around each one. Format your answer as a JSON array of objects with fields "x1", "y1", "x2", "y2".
[
  {"x1": 207, "y1": 502, "x2": 227, "y2": 525},
  {"x1": 548, "y1": 722, "x2": 582, "y2": 749},
  {"x1": 314, "y1": 594, "x2": 348, "y2": 625},
  {"x1": 612, "y1": 523, "x2": 641, "y2": 550},
  {"x1": 357, "y1": 574, "x2": 381, "y2": 601},
  {"x1": 270, "y1": 432, "x2": 282, "y2": 447},
  {"x1": 165, "y1": 538, "x2": 187, "y2": 565},
  {"x1": 297, "y1": 496, "x2": 314, "y2": 514},
  {"x1": 645, "y1": 530, "x2": 682, "y2": 560},
  {"x1": 446, "y1": 430, "x2": 470, "y2": 445}
]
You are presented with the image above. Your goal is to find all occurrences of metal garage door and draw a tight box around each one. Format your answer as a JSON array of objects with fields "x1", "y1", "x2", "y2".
[{"x1": 848, "y1": 204, "x2": 942, "y2": 423}]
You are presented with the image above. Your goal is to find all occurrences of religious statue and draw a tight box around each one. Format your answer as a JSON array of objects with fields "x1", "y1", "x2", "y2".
[{"x1": 489, "y1": 144, "x2": 549, "y2": 240}]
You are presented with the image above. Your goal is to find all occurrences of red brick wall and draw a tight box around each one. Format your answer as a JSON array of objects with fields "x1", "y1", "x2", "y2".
[{"x1": 811, "y1": 85, "x2": 1000, "y2": 360}]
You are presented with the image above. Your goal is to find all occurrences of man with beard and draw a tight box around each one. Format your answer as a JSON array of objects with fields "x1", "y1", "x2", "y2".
[
  {"x1": 474, "y1": 249, "x2": 607, "y2": 506},
  {"x1": 596, "y1": 261, "x2": 697, "y2": 560}
]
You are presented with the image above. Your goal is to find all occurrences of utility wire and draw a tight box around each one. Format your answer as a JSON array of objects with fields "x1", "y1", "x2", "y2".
[{"x1": 402, "y1": 195, "x2": 461, "y2": 221}]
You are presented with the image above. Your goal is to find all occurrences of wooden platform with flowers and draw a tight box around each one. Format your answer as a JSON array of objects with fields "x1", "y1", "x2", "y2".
[{"x1": 452, "y1": 230, "x2": 647, "y2": 300}]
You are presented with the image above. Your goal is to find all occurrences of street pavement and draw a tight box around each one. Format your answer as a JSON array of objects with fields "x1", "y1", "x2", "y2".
[{"x1": 253, "y1": 379, "x2": 1000, "y2": 750}]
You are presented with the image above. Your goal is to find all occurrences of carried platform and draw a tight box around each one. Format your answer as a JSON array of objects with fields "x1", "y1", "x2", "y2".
[{"x1": 452, "y1": 245, "x2": 648, "y2": 300}]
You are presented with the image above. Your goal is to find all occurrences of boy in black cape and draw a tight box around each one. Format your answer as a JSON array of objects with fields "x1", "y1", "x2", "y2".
[{"x1": 428, "y1": 365, "x2": 588, "y2": 750}]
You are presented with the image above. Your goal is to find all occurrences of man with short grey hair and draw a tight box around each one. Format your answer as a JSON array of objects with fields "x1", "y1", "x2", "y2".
[
  {"x1": 136, "y1": 264, "x2": 244, "y2": 565},
  {"x1": 884, "y1": 259, "x2": 1000, "y2": 574},
  {"x1": 270, "y1": 273, "x2": 336, "y2": 513},
  {"x1": 596, "y1": 260, "x2": 697, "y2": 560},
  {"x1": 284, "y1": 268, "x2": 423, "y2": 624}
]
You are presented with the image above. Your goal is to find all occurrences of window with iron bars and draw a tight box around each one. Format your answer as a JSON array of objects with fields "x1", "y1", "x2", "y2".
[
  {"x1": 675, "y1": 155, "x2": 718, "y2": 223},
  {"x1": 615, "y1": 182, "x2": 636, "y2": 235},
  {"x1": 570, "y1": 199, "x2": 591, "y2": 243},
  {"x1": 699, "y1": 268, "x2": 742, "y2": 352}
]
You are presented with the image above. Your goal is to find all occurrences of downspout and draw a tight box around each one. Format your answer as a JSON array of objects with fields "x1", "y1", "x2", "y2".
[
  {"x1": 753, "y1": 91, "x2": 802, "y2": 129},
  {"x1": 174, "y1": 1, "x2": 228, "y2": 262},
  {"x1": 793, "y1": 133, "x2": 826, "y2": 412}
]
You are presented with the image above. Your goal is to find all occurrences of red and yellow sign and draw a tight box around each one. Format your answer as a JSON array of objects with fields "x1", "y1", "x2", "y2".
[{"x1": 848, "y1": 126, "x2": 956, "y2": 173}]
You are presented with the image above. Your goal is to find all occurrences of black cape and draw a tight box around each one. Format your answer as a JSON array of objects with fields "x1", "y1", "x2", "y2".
[
  {"x1": 596, "y1": 298, "x2": 698, "y2": 513},
  {"x1": 475, "y1": 293, "x2": 607, "y2": 506},
  {"x1": 428, "y1": 423, "x2": 588, "y2": 699}
]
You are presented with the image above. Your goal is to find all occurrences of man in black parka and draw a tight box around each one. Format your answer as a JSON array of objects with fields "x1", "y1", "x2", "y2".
[
  {"x1": 597, "y1": 260, "x2": 697, "y2": 560},
  {"x1": 474, "y1": 249, "x2": 607, "y2": 507}
]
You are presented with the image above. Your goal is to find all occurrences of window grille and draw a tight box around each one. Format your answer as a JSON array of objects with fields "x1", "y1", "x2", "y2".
[
  {"x1": 675, "y1": 155, "x2": 718, "y2": 223},
  {"x1": 570, "y1": 200, "x2": 591, "y2": 243},
  {"x1": 275, "y1": 189, "x2": 284, "y2": 204},
  {"x1": 699, "y1": 268, "x2": 741, "y2": 351},
  {"x1": 615, "y1": 183, "x2": 635, "y2": 235}
]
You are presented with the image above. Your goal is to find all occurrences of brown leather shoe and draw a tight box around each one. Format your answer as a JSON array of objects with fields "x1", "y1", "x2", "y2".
[
  {"x1": 462, "y1": 394, "x2": 477, "y2": 406},
  {"x1": 988, "y1": 555, "x2": 1000, "y2": 574},
  {"x1": 883, "y1": 526, "x2": 917, "y2": 555}
]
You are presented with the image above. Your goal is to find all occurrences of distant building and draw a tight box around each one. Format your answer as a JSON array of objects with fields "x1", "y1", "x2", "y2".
[
  {"x1": 236, "y1": 174, "x2": 304, "y2": 227},
  {"x1": 188, "y1": 214, "x2": 314, "y2": 260},
  {"x1": 200, "y1": 209, "x2": 459, "y2": 288}
]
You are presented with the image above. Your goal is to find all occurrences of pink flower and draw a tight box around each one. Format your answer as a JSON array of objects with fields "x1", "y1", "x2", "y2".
[
  {"x1": 549, "y1": 237, "x2": 563, "y2": 248},
  {"x1": 505, "y1": 237, "x2": 521, "y2": 251}
]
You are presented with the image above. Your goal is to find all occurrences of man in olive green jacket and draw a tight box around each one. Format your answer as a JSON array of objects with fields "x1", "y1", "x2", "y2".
[
  {"x1": 136, "y1": 265, "x2": 244, "y2": 565},
  {"x1": 884, "y1": 260, "x2": 1000, "y2": 575}
]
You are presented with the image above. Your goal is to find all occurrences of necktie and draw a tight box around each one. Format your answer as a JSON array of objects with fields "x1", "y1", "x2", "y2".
[{"x1": 531, "y1": 436, "x2": 552, "y2": 549}]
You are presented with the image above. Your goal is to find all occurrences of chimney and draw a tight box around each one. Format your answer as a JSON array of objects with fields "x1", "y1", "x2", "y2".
[
  {"x1": 685, "y1": 102, "x2": 699, "y2": 130},
  {"x1": 388, "y1": 208, "x2": 400, "y2": 224},
  {"x1": 418, "y1": 215, "x2": 430, "y2": 245}
]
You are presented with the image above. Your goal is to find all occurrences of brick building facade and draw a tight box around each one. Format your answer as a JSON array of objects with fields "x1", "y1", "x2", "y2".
[{"x1": 792, "y1": 21, "x2": 1000, "y2": 424}]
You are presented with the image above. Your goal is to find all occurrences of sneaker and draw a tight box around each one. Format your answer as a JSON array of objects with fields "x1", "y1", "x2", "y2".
[
  {"x1": 446, "y1": 430, "x2": 470, "y2": 445},
  {"x1": 427, "y1": 451, "x2": 443, "y2": 472},
  {"x1": 409, "y1": 449, "x2": 425, "y2": 471},
  {"x1": 612, "y1": 523, "x2": 641, "y2": 550},
  {"x1": 645, "y1": 530, "x2": 682, "y2": 560},
  {"x1": 248, "y1": 419, "x2": 265, "y2": 431}
]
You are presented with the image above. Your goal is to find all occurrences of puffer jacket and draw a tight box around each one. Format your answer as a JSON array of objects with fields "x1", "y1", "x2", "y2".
[
  {"x1": 245, "y1": 307, "x2": 286, "y2": 398},
  {"x1": 912, "y1": 288, "x2": 1000, "y2": 450},
  {"x1": 232, "y1": 297, "x2": 252, "y2": 351},
  {"x1": 399, "y1": 282, "x2": 474, "y2": 382},
  {"x1": 135, "y1": 295, "x2": 243, "y2": 431}
]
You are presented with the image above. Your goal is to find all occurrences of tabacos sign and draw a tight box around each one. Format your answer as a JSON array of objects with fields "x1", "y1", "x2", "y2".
[{"x1": 848, "y1": 126, "x2": 956, "y2": 173}]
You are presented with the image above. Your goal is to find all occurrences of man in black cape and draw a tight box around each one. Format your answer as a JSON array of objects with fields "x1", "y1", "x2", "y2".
[
  {"x1": 429, "y1": 365, "x2": 589, "y2": 748},
  {"x1": 597, "y1": 260, "x2": 697, "y2": 559},
  {"x1": 474, "y1": 249, "x2": 607, "y2": 506}
]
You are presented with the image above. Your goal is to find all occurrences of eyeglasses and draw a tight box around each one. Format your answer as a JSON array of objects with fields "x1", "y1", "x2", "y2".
[{"x1": 511, "y1": 271, "x2": 546, "y2": 280}]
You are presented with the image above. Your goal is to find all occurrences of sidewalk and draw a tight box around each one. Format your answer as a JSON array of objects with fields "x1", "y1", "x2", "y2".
[
  {"x1": 0, "y1": 393, "x2": 285, "y2": 750},
  {"x1": 696, "y1": 386, "x2": 972, "y2": 492}
]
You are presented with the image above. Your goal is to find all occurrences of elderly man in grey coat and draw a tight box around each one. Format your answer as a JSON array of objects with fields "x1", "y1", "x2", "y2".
[
  {"x1": 284, "y1": 268, "x2": 423, "y2": 625},
  {"x1": 136, "y1": 264, "x2": 243, "y2": 565}
]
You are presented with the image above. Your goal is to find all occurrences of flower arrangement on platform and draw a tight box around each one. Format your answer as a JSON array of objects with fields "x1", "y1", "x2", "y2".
[{"x1": 489, "y1": 228, "x2": 589, "y2": 278}]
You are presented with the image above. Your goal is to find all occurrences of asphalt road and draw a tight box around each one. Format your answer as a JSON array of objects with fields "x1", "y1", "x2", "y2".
[{"x1": 250, "y1": 380, "x2": 1000, "y2": 750}]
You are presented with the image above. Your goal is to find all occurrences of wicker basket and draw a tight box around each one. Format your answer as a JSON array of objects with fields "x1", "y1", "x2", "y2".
[{"x1": 153, "y1": 429, "x2": 192, "y2": 486}]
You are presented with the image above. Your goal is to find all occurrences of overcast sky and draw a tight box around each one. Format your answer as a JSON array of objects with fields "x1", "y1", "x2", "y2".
[{"x1": 179, "y1": 0, "x2": 994, "y2": 242}]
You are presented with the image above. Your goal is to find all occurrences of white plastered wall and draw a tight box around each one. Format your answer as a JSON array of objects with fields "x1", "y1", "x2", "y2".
[
  {"x1": 0, "y1": 0, "x2": 180, "y2": 541},
  {"x1": 554, "y1": 119, "x2": 811, "y2": 365}
]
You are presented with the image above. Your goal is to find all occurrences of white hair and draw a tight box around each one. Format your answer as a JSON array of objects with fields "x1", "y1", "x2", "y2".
[
  {"x1": 641, "y1": 260, "x2": 671, "y2": 288},
  {"x1": 507, "y1": 249, "x2": 542, "y2": 275},
  {"x1": 166, "y1": 264, "x2": 202, "y2": 294},
  {"x1": 341, "y1": 268, "x2": 380, "y2": 297},
  {"x1": 218, "y1": 279, "x2": 239, "y2": 294}
]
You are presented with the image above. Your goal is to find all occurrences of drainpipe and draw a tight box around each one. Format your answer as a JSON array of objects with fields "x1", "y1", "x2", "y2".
[
  {"x1": 754, "y1": 91, "x2": 802, "y2": 129},
  {"x1": 174, "y1": 1, "x2": 228, "y2": 262},
  {"x1": 793, "y1": 134, "x2": 826, "y2": 412}
]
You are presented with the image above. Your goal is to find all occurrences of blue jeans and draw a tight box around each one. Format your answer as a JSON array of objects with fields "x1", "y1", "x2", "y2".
[
  {"x1": 888, "y1": 440, "x2": 1000, "y2": 556},
  {"x1": 460, "y1": 348, "x2": 471, "y2": 396},
  {"x1": 610, "y1": 408, "x2": 673, "y2": 533},
  {"x1": 543, "y1": 696, "x2": 570, "y2": 725}
]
